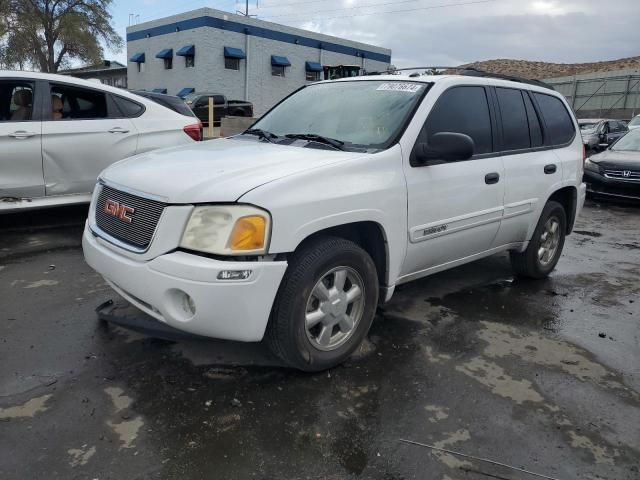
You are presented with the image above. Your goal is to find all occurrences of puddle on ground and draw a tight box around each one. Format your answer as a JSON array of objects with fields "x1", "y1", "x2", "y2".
[{"x1": 0, "y1": 394, "x2": 52, "y2": 419}]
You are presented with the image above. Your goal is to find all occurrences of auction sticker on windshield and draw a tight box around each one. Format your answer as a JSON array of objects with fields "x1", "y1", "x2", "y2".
[{"x1": 376, "y1": 83, "x2": 423, "y2": 93}]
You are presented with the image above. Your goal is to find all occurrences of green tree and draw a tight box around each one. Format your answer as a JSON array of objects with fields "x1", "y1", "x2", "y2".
[{"x1": 2, "y1": 0, "x2": 122, "y2": 72}]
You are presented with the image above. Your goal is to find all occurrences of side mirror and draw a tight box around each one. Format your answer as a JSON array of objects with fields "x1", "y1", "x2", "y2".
[{"x1": 413, "y1": 132, "x2": 475, "y2": 165}]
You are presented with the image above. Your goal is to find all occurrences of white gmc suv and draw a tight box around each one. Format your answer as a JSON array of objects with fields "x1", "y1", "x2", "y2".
[{"x1": 83, "y1": 73, "x2": 586, "y2": 371}]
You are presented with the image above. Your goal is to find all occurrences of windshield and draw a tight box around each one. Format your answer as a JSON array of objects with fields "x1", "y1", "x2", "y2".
[
  {"x1": 579, "y1": 122, "x2": 599, "y2": 131},
  {"x1": 611, "y1": 129, "x2": 640, "y2": 151},
  {"x1": 629, "y1": 116, "x2": 640, "y2": 127},
  {"x1": 250, "y1": 80, "x2": 428, "y2": 151},
  {"x1": 184, "y1": 93, "x2": 199, "y2": 103}
]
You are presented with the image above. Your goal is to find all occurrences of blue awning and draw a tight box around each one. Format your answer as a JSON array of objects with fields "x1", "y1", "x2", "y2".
[
  {"x1": 224, "y1": 46, "x2": 246, "y2": 59},
  {"x1": 155, "y1": 48, "x2": 173, "y2": 59},
  {"x1": 176, "y1": 87, "x2": 195, "y2": 98},
  {"x1": 176, "y1": 45, "x2": 195, "y2": 56},
  {"x1": 271, "y1": 55, "x2": 291, "y2": 67},
  {"x1": 305, "y1": 61, "x2": 322, "y2": 72},
  {"x1": 129, "y1": 52, "x2": 145, "y2": 63},
  {"x1": 152, "y1": 88, "x2": 167, "y2": 94}
]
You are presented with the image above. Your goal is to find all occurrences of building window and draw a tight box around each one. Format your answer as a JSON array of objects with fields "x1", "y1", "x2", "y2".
[
  {"x1": 185, "y1": 55, "x2": 195, "y2": 68},
  {"x1": 164, "y1": 57, "x2": 172, "y2": 70},
  {"x1": 272, "y1": 65, "x2": 286, "y2": 77},
  {"x1": 306, "y1": 71, "x2": 321, "y2": 81},
  {"x1": 137, "y1": 62, "x2": 144, "y2": 73},
  {"x1": 225, "y1": 57, "x2": 240, "y2": 70}
]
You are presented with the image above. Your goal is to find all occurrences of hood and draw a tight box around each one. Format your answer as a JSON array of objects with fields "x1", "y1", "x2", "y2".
[
  {"x1": 101, "y1": 138, "x2": 363, "y2": 203},
  {"x1": 590, "y1": 149, "x2": 640, "y2": 168}
]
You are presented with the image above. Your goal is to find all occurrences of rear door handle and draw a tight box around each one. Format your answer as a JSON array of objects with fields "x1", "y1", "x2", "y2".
[
  {"x1": 108, "y1": 127, "x2": 130, "y2": 134},
  {"x1": 544, "y1": 164, "x2": 557, "y2": 174},
  {"x1": 8, "y1": 130, "x2": 37, "y2": 139},
  {"x1": 485, "y1": 172, "x2": 500, "y2": 184}
]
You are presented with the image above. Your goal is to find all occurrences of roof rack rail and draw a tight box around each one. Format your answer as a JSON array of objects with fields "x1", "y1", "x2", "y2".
[
  {"x1": 365, "y1": 66, "x2": 555, "y2": 90},
  {"x1": 458, "y1": 67, "x2": 555, "y2": 91}
]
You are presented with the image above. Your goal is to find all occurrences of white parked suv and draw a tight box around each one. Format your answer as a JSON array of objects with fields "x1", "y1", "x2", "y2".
[
  {"x1": 83, "y1": 73, "x2": 586, "y2": 371},
  {"x1": 0, "y1": 71, "x2": 202, "y2": 211}
]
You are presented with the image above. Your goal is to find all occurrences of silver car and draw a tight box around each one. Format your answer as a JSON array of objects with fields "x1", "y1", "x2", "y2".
[{"x1": 1, "y1": 71, "x2": 202, "y2": 212}]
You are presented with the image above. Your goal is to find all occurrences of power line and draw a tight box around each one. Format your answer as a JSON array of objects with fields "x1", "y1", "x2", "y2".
[
  {"x1": 256, "y1": 0, "x2": 370, "y2": 10},
  {"x1": 264, "y1": 0, "x2": 453, "y2": 18},
  {"x1": 262, "y1": 0, "x2": 498, "y2": 22}
]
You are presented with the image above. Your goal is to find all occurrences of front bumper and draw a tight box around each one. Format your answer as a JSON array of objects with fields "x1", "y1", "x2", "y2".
[
  {"x1": 83, "y1": 225, "x2": 288, "y2": 341},
  {"x1": 583, "y1": 170, "x2": 640, "y2": 200}
]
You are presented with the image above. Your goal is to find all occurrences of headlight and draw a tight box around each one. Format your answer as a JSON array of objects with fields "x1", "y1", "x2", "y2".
[
  {"x1": 584, "y1": 158, "x2": 600, "y2": 173},
  {"x1": 180, "y1": 205, "x2": 271, "y2": 255}
]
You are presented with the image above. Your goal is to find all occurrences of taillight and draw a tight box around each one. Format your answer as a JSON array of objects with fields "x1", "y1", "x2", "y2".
[{"x1": 183, "y1": 122, "x2": 203, "y2": 141}]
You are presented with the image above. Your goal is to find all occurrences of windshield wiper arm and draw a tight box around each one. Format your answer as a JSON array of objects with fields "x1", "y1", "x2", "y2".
[
  {"x1": 285, "y1": 133, "x2": 345, "y2": 150},
  {"x1": 243, "y1": 128, "x2": 278, "y2": 143}
]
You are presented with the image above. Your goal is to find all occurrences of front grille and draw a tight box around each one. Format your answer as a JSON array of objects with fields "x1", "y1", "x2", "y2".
[
  {"x1": 603, "y1": 169, "x2": 640, "y2": 181},
  {"x1": 95, "y1": 184, "x2": 166, "y2": 250}
]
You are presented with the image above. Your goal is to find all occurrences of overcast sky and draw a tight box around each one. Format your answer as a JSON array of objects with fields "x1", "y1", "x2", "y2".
[{"x1": 109, "y1": 0, "x2": 640, "y2": 67}]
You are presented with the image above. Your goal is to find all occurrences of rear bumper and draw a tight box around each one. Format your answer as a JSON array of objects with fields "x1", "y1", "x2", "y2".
[
  {"x1": 83, "y1": 224, "x2": 288, "y2": 341},
  {"x1": 583, "y1": 171, "x2": 640, "y2": 200}
]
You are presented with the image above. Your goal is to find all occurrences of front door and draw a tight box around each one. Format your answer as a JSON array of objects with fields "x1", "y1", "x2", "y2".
[
  {"x1": 401, "y1": 85, "x2": 505, "y2": 278},
  {"x1": 0, "y1": 79, "x2": 44, "y2": 199},
  {"x1": 42, "y1": 82, "x2": 138, "y2": 196}
]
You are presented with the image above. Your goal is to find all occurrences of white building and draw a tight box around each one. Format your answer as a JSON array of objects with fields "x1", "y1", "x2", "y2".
[{"x1": 126, "y1": 8, "x2": 392, "y2": 115}]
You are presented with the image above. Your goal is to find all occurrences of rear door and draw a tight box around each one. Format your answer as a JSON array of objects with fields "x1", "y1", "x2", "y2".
[
  {"x1": 494, "y1": 89, "x2": 573, "y2": 245},
  {"x1": 42, "y1": 82, "x2": 138, "y2": 196},
  {"x1": 402, "y1": 85, "x2": 505, "y2": 277},
  {"x1": 0, "y1": 79, "x2": 44, "y2": 199}
]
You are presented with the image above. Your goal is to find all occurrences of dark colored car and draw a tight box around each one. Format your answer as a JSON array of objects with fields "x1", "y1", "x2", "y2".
[
  {"x1": 584, "y1": 128, "x2": 640, "y2": 201},
  {"x1": 579, "y1": 118, "x2": 628, "y2": 154},
  {"x1": 184, "y1": 92, "x2": 253, "y2": 127}
]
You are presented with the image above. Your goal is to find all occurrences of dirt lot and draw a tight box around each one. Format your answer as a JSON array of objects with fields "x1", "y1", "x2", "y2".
[{"x1": 1, "y1": 201, "x2": 639, "y2": 480}]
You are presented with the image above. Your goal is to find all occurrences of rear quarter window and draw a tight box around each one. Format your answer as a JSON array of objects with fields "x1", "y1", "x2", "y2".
[
  {"x1": 532, "y1": 92, "x2": 576, "y2": 146},
  {"x1": 113, "y1": 96, "x2": 144, "y2": 118}
]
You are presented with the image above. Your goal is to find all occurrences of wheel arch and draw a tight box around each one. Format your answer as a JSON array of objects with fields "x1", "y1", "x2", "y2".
[
  {"x1": 289, "y1": 221, "x2": 390, "y2": 294},
  {"x1": 547, "y1": 186, "x2": 578, "y2": 234}
]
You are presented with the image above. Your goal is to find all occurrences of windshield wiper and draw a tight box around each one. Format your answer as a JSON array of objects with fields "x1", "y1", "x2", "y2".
[
  {"x1": 285, "y1": 133, "x2": 345, "y2": 151},
  {"x1": 243, "y1": 128, "x2": 278, "y2": 143}
]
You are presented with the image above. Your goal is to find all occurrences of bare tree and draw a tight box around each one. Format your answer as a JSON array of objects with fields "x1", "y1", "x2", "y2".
[{"x1": 2, "y1": 0, "x2": 123, "y2": 72}]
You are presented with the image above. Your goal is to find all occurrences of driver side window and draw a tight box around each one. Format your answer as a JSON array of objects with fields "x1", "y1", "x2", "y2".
[{"x1": 416, "y1": 86, "x2": 493, "y2": 156}]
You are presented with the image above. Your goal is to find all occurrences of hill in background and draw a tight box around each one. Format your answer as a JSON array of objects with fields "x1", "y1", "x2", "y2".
[{"x1": 458, "y1": 56, "x2": 640, "y2": 80}]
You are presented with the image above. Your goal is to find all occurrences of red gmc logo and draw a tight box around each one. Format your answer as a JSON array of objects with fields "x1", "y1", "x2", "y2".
[{"x1": 104, "y1": 199, "x2": 135, "y2": 223}]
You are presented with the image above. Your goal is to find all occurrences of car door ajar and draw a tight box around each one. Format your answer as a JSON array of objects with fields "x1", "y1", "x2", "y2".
[
  {"x1": 0, "y1": 79, "x2": 44, "y2": 199},
  {"x1": 41, "y1": 82, "x2": 138, "y2": 196},
  {"x1": 401, "y1": 85, "x2": 505, "y2": 279}
]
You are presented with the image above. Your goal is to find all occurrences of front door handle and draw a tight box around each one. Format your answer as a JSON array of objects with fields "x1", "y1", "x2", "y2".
[
  {"x1": 108, "y1": 127, "x2": 130, "y2": 134},
  {"x1": 544, "y1": 164, "x2": 557, "y2": 174},
  {"x1": 485, "y1": 172, "x2": 500, "y2": 184},
  {"x1": 8, "y1": 130, "x2": 37, "y2": 139}
]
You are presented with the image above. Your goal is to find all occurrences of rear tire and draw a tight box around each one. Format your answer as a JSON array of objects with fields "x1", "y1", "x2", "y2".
[
  {"x1": 266, "y1": 236, "x2": 378, "y2": 371},
  {"x1": 510, "y1": 201, "x2": 567, "y2": 279}
]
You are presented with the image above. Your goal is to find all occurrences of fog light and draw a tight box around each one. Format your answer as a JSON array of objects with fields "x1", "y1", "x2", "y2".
[
  {"x1": 180, "y1": 292, "x2": 196, "y2": 316},
  {"x1": 217, "y1": 270, "x2": 252, "y2": 280}
]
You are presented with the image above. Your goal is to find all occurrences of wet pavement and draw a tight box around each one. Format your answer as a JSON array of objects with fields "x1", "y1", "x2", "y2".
[{"x1": 1, "y1": 201, "x2": 639, "y2": 480}]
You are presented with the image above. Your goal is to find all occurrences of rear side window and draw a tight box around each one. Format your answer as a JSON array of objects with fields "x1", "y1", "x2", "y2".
[
  {"x1": 113, "y1": 96, "x2": 144, "y2": 118},
  {"x1": 532, "y1": 93, "x2": 575, "y2": 146},
  {"x1": 496, "y1": 88, "x2": 530, "y2": 151},
  {"x1": 0, "y1": 81, "x2": 35, "y2": 122},
  {"x1": 523, "y1": 93, "x2": 543, "y2": 147},
  {"x1": 424, "y1": 86, "x2": 493, "y2": 154},
  {"x1": 50, "y1": 84, "x2": 107, "y2": 120}
]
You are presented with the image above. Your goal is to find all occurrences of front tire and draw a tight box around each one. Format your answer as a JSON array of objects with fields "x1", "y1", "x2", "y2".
[
  {"x1": 266, "y1": 236, "x2": 379, "y2": 371},
  {"x1": 510, "y1": 201, "x2": 567, "y2": 279}
]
